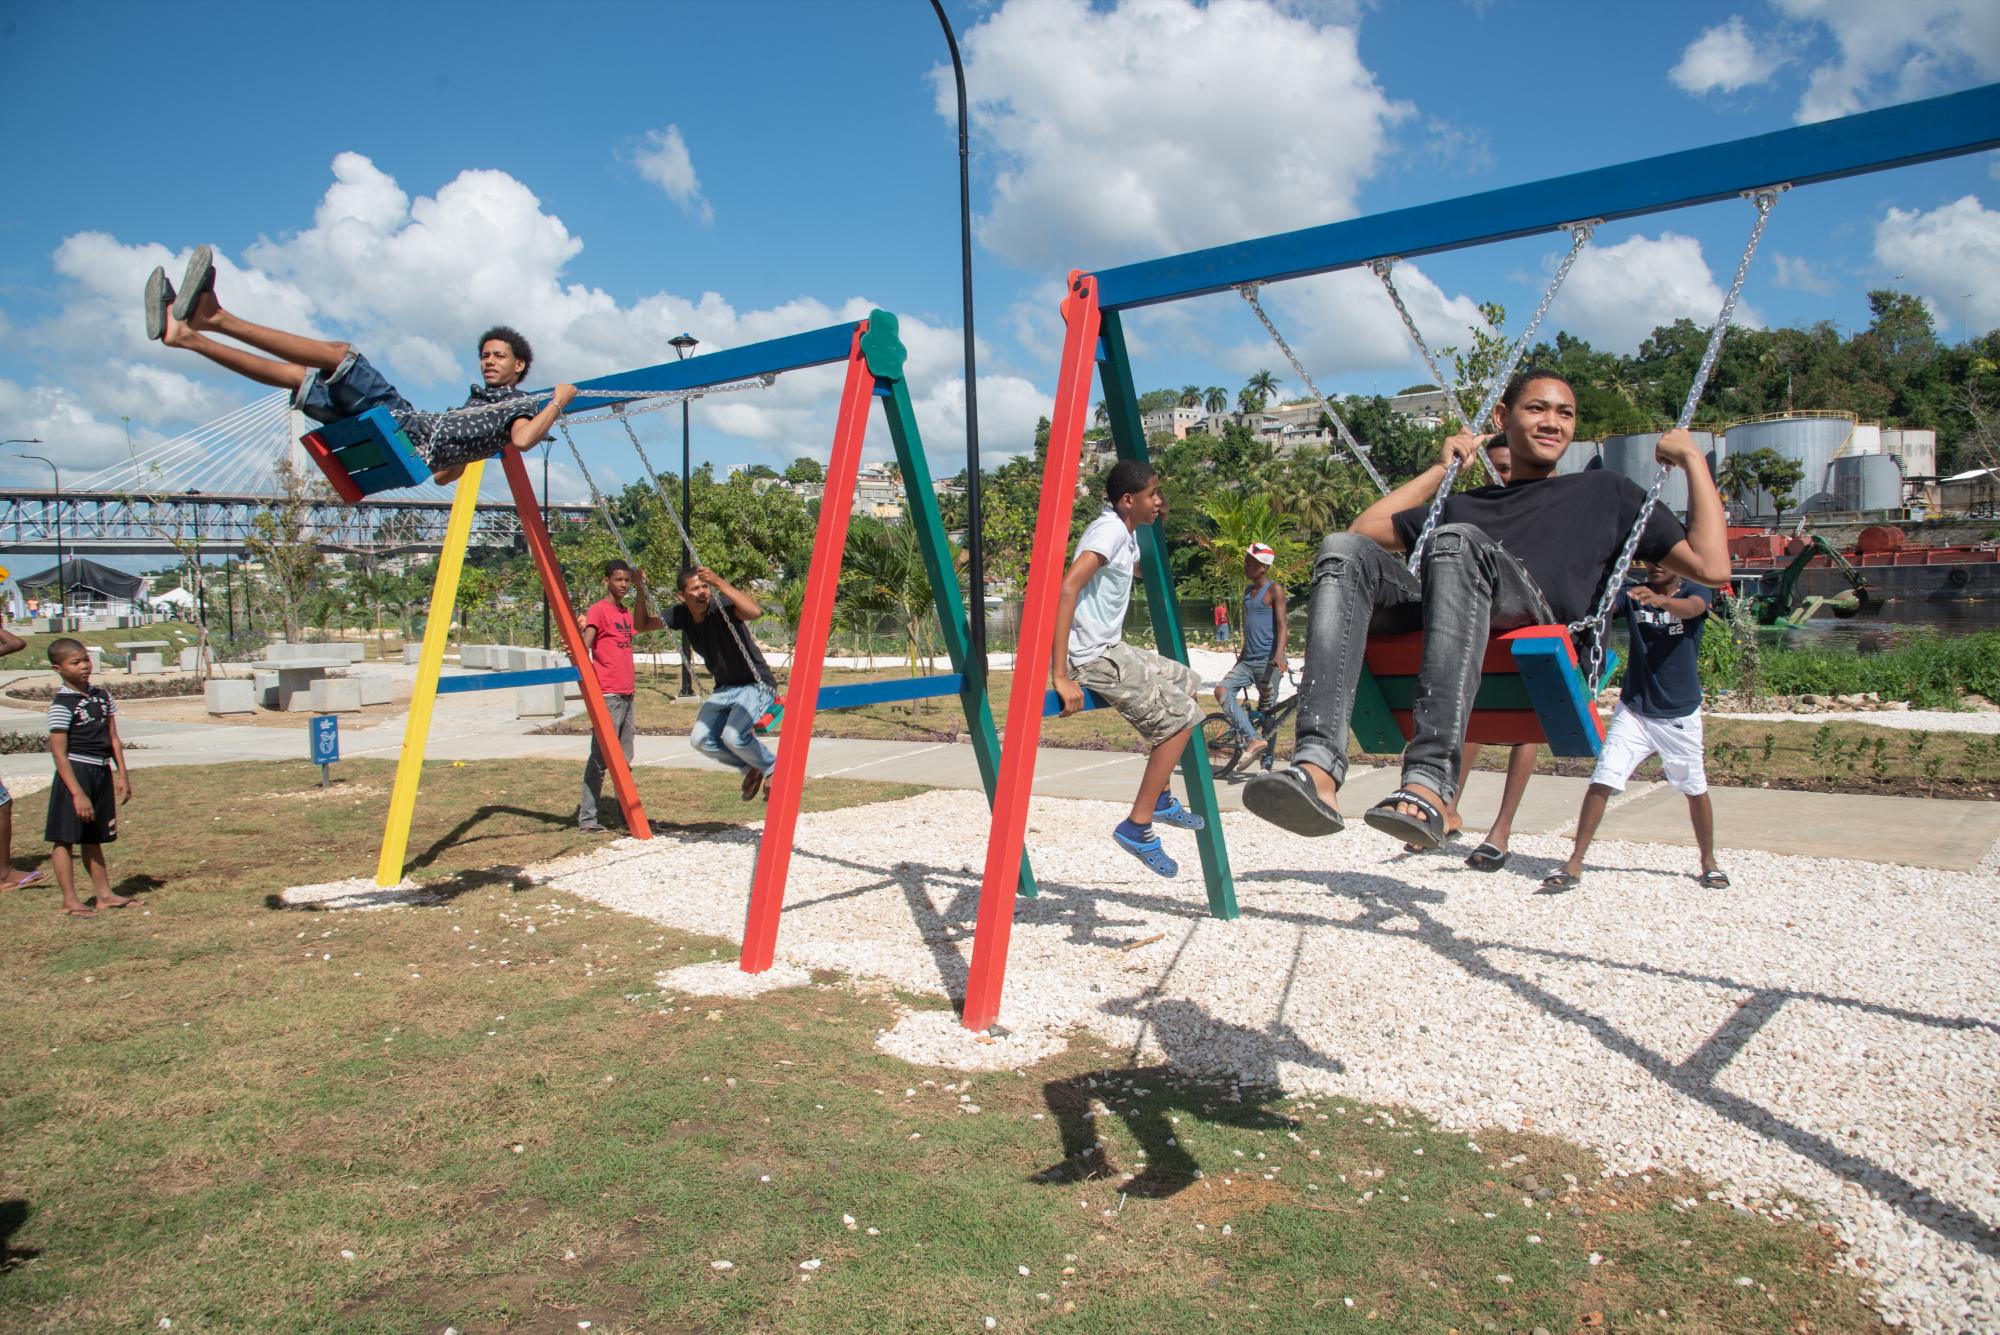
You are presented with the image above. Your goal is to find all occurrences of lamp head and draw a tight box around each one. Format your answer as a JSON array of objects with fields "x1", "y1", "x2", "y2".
[{"x1": 668, "y1": 332, "x2": 699, "y2": 358}]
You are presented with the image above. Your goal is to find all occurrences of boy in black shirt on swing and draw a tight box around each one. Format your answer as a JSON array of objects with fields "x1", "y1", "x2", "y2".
[
  {"x1": 44, "y1": 639, "x2": 134, "y2": 917},
  {"x1": 668, "y1": 566, "x2": 779, "y2": 800}
]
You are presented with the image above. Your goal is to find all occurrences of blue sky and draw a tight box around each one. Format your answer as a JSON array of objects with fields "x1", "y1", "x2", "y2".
[{"x1": 3, "y1": 0, "x2": 1998, "y2": 522}]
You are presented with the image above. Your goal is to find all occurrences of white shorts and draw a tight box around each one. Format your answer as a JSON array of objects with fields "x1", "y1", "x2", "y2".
[{"x1": 1589, "y1": 702, "x2": 1708, "y2": 796}]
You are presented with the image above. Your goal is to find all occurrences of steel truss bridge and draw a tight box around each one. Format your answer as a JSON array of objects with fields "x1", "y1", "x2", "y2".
[{"x1": 0, "y1": 488, "x2": 593, "y2": 558}]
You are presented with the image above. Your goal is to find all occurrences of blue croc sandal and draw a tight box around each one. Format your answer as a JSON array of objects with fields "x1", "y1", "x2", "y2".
[
  {"x1": 1113, "y1": 825, "x2": 1179, "y2": 877},
  {"x1": 1153, "y1": 795, "x2": 1205, "y2": 831}
]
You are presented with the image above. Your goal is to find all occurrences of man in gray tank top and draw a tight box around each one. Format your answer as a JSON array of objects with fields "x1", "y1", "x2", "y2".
[{"x1": 1214, "y1": 543, "x2": 1289, "y2": 765}]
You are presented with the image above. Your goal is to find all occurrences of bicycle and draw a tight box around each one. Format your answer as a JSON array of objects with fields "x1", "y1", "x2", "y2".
[{"x1": 1200, "y1": 668, "x2": 1301, "y2": 780}]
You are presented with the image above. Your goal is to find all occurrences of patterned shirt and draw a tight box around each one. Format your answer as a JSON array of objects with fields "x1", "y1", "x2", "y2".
[
  {"x1": 48, "y1": 685, "x2": 118, "y2": 766},
  {"x1": 394, "y1": 383, "x2": 541, "y2": 471}
]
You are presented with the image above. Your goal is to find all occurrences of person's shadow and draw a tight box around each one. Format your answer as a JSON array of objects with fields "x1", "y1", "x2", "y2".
[{"x1": 1032, "y1": 996, "x2": 1343, "y2": 1199}]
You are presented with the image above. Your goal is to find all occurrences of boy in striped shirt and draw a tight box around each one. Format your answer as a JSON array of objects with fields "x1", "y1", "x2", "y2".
[{"x1": 45, "y1": 639, "x2": 133, "y2": 916}]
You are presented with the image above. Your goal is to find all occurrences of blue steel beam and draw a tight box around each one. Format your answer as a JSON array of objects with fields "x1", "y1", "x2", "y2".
[
  {"x1": 818, "y1": 673, "x2": 965, "y2": 710},
  {"x1": 1094, "y1": 84, "x2": 2000, "y2": 311},
  {"x1": 564, "y1": 322, "x2": 860, "y2": 416},
  {"x1": 435, "y1": 666, "x2": 581, "y2": 695}
]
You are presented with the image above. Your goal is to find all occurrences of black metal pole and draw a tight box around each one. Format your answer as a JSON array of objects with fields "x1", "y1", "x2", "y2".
[
  {"x1": 188, "y1": 489, "x2": 205, "y2": 629},
  {"x1": 542, "y1": 445, "x2": 552, "y2": 651},
  {"x1": 930, "y1": 0, "x2": 986, "y2": 674},
  {"x1": 680, "y1": 394, "x2": 694, "y2": 696},
  {"x1": 225, "y1": 556, "x2": 235, "y2": 639}
]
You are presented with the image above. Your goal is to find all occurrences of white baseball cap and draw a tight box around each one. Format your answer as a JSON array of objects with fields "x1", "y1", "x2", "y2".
[{"x1": 1246, "y1": 543, "x2": 1276, "y2": 566}]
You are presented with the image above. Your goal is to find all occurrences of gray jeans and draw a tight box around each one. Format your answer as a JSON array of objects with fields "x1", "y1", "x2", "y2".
[
  {"x1": 1293, "y1": 525, "x2": 1552, "y2": 804},
  {"x1": 579, "y1": 692, "x2": 637, "y2": 828}
]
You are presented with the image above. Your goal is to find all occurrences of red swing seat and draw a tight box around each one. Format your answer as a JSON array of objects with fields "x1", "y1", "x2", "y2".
[{"x1": 1353, "y1": 624, "x2": 1618, "y2": 758}]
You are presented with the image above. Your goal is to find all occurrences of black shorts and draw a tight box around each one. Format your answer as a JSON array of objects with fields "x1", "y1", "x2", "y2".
[{"x1": 46, "y1": 763, "x2": 117, "y2": 845}]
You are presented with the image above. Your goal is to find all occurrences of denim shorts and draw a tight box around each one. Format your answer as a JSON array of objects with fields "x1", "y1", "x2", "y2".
[{"x1": 295, "y1": 352, "x2": 413, "y2": 427}]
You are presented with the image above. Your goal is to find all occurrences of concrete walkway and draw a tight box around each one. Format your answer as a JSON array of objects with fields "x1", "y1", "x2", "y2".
[{"x1": 1, "y1": 681, "x2": 1994, "y2": 872}]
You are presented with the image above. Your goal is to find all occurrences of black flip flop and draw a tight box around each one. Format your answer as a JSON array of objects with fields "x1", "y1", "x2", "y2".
[
  {"x1": 1465, "y1": 842, "x2": 1511, "y2": 872},
  {"x1": 171, "y1": 244, "x2": 214, "y2": 321},
  {"x1": 1537, "y1": 871, "x2": 1582, "y2": 894},
  {"x1": 144, "y1": 266, "x2": 175, "y2": 341},
  {"x1": 740, "y1": 767, "x2": 764, "y2": 802},
  {"x1": 1242, "y1": 766, "x2": 1345, "y2": 836},
  {"x1": 1696, "y1": 869, "x2": 1731, "y2": 889},
  {"x1": 1364, "y1": 788, "x2": 1445, "y2": 850}
]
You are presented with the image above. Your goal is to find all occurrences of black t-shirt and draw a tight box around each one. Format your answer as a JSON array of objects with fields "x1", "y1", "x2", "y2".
[
  {"x1": 48, "y1": 685, "x2": 117, "y2": 763},
  {"x1": 665, "y1": 599, "x2": 771, "y2": 688},
  {"x1": 1390, "y1": 471, "x2": 1689, "y2": 625},
  {"x1": 1615, "y1": 580, "x2": 1712, "y2": 718}
]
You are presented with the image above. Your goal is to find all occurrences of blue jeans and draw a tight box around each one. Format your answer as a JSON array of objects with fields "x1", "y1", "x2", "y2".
[
  {"x1": 1218, "y1": 657, "x2": 1274, "y2": 742},
  {"x1": 1292, "y1": 526, "x2": 1550, "y2": 804},
  {"x1": 294, "y1": 351, "x2": 411, "y2": 426},
  {"x1": 690, "y1": 684, "x2": 776, "y2": 775}
]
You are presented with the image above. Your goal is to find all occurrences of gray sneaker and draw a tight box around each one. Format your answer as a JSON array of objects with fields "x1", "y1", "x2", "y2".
[
  {"x1": 171, "y1": 244, "x2": 214, "y2": 321},
  {"x1": 144, "y1": 267, "x2": 175, "y2": 341}
]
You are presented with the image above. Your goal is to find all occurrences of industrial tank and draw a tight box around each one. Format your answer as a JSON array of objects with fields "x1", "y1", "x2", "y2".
[
  {"x1": 1724, "y1": 413, "x2": 1859, "y2": 517},
  {"x1": 1597, "y1": 431, "x2": 1719, "y2": 515},
  {"x1": 1552, "y1": 440, "x2": 1602, "y2": 477},
  {"x1": 1828, "y1": 454, "x2": 1903, "y2": 513}
]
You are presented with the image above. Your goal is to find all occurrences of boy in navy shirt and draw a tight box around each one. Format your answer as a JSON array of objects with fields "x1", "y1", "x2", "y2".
[
  {"x1": 44, "y1": 639, "x2": 134, "y2": 916},
  {"x1": 1542, "y1": 563, "x2": 1728, "y2": 892}
]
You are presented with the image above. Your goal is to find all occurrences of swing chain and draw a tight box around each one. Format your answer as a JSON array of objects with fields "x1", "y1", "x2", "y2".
[
  {"x1": 609, "y1": 405, "x2": 777, "y2": 691},
  {"x1": 1386, "y1": 218, "x2": 1596, "y2": 575},
  {"x1": 1235, "y1": 284, "x2": 1391, "y2": 494},
  {"x1": 1570, "y1": 188, "x2": 1782, "y2": 693}
]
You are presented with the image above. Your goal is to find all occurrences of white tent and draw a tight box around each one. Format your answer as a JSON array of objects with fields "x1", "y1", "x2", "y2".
[{"x1": 152, "y1": 586, "x2": 197, "y2": 612}]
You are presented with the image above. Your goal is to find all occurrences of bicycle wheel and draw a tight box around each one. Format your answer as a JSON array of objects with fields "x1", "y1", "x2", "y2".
[{"x1": 1199, "y1": 711, "x2": 1246, "y2": 779}]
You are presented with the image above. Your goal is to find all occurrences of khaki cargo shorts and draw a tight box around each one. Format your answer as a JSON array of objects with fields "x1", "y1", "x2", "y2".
[{"x1": 1071, "y1": 641, "x2": 1204, "y2": 747}]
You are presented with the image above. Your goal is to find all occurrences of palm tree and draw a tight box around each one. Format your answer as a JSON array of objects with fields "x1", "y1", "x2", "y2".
[
  {"x1": 1178, "y1": 384, "x2": 1202, "y2": 408},
  {"x1": 1197, "y1": 493, "x2": 1308, "y2": 601},
  {"x1": 841, "y1": 517, "x2": 939, "y2": 677},
  {"x1": 1237, "y1": 388, "x2": 1266, "y2": 416},
  {"x1": 1246, "y1": 369, "x2": 1280, "y2": 401},
  {"x1": 1093, "y1": 400, "x2": 1110, "y2": 428},
  {"x1": 1204, "y1": 386, "x2": 1229, "y2": 414},
  {"x1": 1715, "y1": 453, "x2": 1759, "y2": 512}
]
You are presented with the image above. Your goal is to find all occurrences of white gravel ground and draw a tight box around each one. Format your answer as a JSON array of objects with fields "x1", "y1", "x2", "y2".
[
  {"x1": 501, "y1": 788, "x2": 2000, "y2": 1333},
  {"x1": 283, "y1": 874, "x2": 442, "y2": 911},
  {"x1": 1721, "y1": 708, "x2": 2000, "y2": 734},
  {"x1": 656, "y1": 959, "x2": 811, "y2": 996}
]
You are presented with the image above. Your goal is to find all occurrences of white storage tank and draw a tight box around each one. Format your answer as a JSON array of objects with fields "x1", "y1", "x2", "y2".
[
  {"x1": 1882, "y1": 428, "x2": 1938, "y2": 478},
  {"x1": 1553, "y1": 439, "x2": 1602, "y2": 477},
  {"x1": 1828, "y1": 454, "x2": 1903, "y2": 513},
  {"x1": 1598, "y1": 431, "x2": 1719, "y2": 515},
  {"x1": 1723, "y1": 413, "x2": 1859, "y2": 517}
]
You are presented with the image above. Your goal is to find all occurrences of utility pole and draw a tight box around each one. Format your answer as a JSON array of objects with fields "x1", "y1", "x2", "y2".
[{"x1": 670, "y1": 332, "x2": 700, "y2": 698}]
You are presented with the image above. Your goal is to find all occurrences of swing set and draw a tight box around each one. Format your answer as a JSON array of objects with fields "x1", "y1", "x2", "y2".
[{"x1": 960, "y1": 83, "x2": 2000, "y2": 1031}]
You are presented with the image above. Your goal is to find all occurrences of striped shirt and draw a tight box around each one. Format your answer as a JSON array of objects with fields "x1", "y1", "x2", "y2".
[{"x1": 48, "y1": 685, "x2": 117, "y2": 766}]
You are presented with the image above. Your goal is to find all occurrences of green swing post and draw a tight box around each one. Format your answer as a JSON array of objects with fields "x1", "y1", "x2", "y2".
[
  {"x1": 862, "y1": 313, "x2": 1038, "y2": 899},
  {"x1": 1096, "y1": 309, "x2": 1238, "y2": 920}
]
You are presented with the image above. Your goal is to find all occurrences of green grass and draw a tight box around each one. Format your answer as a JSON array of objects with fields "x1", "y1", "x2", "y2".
[
  {"x1": 0, "y1": 758, "x2": 1882, "y2": 1332},
  {"x1": 0, "y1": 621, "x2": 206, "y2": 672},
  {"x1": 1749, "y1": 630, "x2": 2000, "y2": 708}
]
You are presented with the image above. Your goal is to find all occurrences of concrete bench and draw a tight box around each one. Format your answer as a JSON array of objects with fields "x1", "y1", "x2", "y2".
[
  {"x1": 129, "y1": 652, "x2": 164, "y2": 676},
  {"x1": 515, "y1": 683, "x2": 567, "y2": 717},
  {"x1": 461, "y1": 644, "x2": 494, "y2": 670},
  {"x1": 403, "y1": 644, "x2": 425, "y2": 665},
  {"x1": 330, "y1": 643, "x2": 366, "y2": 663},
  {"x1": 179, "y1": 646, "x2": 214, "y2": 673},
  {"x1": 356, "y1": 674, "x2": 392, "y2": 706},
  {"x1": 309, "y1": 678, "x2": 363, "y2": 713},
  {"x1": 204, "y1": 678, "x2": 257, "y2": 715}
]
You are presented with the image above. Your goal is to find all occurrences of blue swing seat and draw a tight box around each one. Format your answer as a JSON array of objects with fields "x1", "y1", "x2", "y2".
[{"x1": 300, "y1": 406, "x2": 429, "y2": 501}]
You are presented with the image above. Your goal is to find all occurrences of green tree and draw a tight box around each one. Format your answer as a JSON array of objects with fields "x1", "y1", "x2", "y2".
[
  {"x1": 1203, "y1": 386, "x2": 1228, "y2": 414},
  {"x1": 1245, "y1": 369, "x2": 1280, "y2": 402},
  {"x1": 241, "y1": 460, "x2": 327, "y2": 643},
  {"x1": 1715, "y1": 452, "x2": 1760, "y2": 509},
  {"x1": 784, "y1": 456, "x2": 824, "y2": 485},
  {"x1": 840, "y1": 516, "x2": 941, "y2": 672}
]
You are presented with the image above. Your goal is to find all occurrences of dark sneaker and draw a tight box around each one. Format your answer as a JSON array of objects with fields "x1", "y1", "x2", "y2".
[
  {"x1": 144, "y1": 266, "x2": 175, "y2": 341},
  {"x1": 171, "y1": 244, "x2": 215, "y2": 321}
]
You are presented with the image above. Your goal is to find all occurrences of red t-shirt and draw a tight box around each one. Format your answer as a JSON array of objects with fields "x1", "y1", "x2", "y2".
[{"x1": 584, "y1": 598, "x2": 636, "y2": 695}]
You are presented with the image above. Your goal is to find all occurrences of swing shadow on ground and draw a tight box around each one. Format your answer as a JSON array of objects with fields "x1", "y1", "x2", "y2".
[{"x1": 771, "y1": 833, "x2": 2000, "y2": 1260}]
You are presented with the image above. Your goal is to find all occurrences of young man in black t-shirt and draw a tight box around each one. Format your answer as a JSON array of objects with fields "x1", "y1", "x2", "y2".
[
  {"x1": 668, "y1": 566, "x2": 778, "y2": 800},
  {"x1": 1542, "y1": 563, "x2": 1727, "y2": 892},
  {"x1": 43, "y1": 639, "x2": 134, "y2": 916},
  {"x1": 1242, "y1": 369, "x2": 1731, "y2": 849}
]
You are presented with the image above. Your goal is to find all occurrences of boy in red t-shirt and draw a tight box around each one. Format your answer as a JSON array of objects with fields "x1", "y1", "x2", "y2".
[{"x1": 578, "y1": 560, "x2": 664, "y2": 833}]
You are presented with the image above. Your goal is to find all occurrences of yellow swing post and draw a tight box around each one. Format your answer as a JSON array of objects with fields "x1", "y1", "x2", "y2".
[{"x1": 375, "y1": 460, "x2": 486, "y2": 886}]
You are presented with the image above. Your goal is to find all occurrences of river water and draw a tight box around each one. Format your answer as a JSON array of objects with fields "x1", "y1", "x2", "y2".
[{"x1": 1750, "y1": 598, "x2": 1998, "y2": 651}]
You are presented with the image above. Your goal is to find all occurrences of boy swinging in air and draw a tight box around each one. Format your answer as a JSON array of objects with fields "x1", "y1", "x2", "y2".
[
  {"x1": 1051, "y1": 460, "x2": 1208, "y2": 876},
  {"x1": 146, "y1": 246, "x2": 575, "y2": 484}
]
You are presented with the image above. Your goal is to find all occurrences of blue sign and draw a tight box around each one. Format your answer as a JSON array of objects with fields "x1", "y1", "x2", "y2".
[{"x1": 311, "y1": 714, "x2": 340, "y2": 765}]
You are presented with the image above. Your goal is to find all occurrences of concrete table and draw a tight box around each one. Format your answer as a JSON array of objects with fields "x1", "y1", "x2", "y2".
[
  {"x1": 122, "y1": 640, "x2": 170, "y2": 675},
  {"x1": 246, "y1": 657, "x2": 351, "y2": 712}
]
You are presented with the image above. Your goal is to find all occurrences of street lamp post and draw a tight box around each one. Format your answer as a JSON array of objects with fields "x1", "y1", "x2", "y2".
[
  {"x1": 9, "y1": 444, "x2": 63, "y2": 620},
  {"x1": 187, "y1": 488, "x2": 207, "y2": 629},
  {"x1": 669, "y1": 331, "x2": 700, "y2": 698},
  {"x1": 928, "y1": 1, "x2": 987, "y2": 673},
  {"x1": 542, "y1": 443, "x2": 552, "y2": 651}
]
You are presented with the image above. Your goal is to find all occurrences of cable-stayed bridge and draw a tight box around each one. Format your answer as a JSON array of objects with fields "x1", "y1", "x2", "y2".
[{"x1": 0, "y1": 393, "x2": 590, "y2": 557}]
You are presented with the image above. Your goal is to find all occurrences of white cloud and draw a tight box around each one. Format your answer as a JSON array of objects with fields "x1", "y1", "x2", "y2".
[
  {"x1": 1669, "y1": 16, "x2": 1776, "y2": 96},
  {"x1": 1555, "y1": 232, "x2": 1762, "y2": 353},
  {"x1": 1772, "y1": 0, "x2": 2000, "y2": 122},
  {"x1": 1210, "y1": 265, "x2": 1490, "y2": 392},
  {"x1": 3, "y1": 153, "x2": 1050, "y2": 495},
  {"x1": 1769, "y1": 251, "x2": 1835, "y2": 294},
  {"x1": 0, "y1": 378, "x2": 139, "y2": 474},
  {"x1": 942, "y1": 0, "x2": 1408, "y2": 270},
  {"x1": 1873, "y1": 194, "x2": 2000, "y2": 332},
  {"x1": 631, "y1": 124, "x2": 714, "y2": 224}
]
